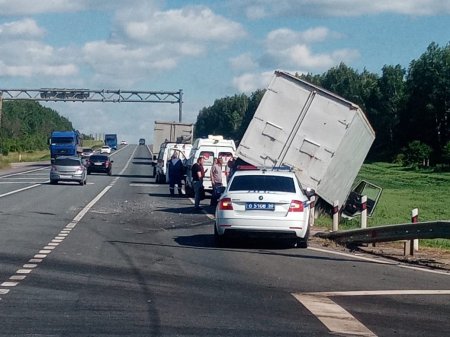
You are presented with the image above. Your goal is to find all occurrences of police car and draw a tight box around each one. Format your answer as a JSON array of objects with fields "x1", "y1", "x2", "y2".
[{"x1": 214, "y1": 167, "x2": 314, "y2": 248}]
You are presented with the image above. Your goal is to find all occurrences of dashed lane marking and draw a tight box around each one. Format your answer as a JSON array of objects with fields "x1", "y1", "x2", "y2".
[{"x1": 0, "y1": 146, "x2": 138, "y2": 300}]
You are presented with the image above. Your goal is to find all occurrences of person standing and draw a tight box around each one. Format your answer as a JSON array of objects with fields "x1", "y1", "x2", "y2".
[
  {"x1": 191, "y1": 156, "x2": 205, "y2": 210},
  {"x1": 210, "y1": 157, "x2": 223, "y2": 206},
  {"x1": 168, "y1": 152, "x2": 183, "y2": 196}
]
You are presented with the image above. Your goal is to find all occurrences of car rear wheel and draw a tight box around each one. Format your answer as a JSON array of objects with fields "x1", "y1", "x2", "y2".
[
  {"x1": 214, "y1": 224, "x2": 227, "y2": 247},
  {"x1": 296, "y1": 228, "x2": 309, "y2": 248},
  {"x1": 50, "y1": 180, "x2": 58, "y2": 185}
]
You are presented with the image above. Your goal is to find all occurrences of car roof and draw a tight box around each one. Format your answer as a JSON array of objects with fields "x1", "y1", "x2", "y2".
[{"x1": 232, "y1": 169, "x2": 296, "y2": 177}]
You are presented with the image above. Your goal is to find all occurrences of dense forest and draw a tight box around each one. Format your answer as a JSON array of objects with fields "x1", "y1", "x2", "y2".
[
  {"x1": 195, "y1": 42, "x2": 450, "y2": 166},
  {"x1": 0, "y1": 101, "x2": 74, "y2": 155}
]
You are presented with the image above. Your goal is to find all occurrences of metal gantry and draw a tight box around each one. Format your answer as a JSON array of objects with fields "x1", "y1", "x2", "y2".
[{"x1": 0, "y1": 88, "x2": 184, "y2": 126}]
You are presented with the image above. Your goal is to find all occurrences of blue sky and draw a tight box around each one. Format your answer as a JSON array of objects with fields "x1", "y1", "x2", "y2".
[{"x1": 0, "y1": 0, "x2": 449, "y2": 144}]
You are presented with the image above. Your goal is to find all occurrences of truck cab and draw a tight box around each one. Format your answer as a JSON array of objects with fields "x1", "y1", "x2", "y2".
[{"x1": 49, "y1": 130, "x2": 82, "y2": 158}]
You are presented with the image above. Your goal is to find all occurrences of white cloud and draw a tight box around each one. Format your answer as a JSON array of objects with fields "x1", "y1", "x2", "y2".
[
  {"x1": 121, "y1": 6, "x2": 246, "y2": 45},
  {"x1": 0, "y1": 18, "x2": 45, "y2": 38},
  {"x1": 0, "y1": 0, "x2": 88, "y2": 15},
  {"x1": 261, "y1": 27, "x2": 359, "y2": 72},
  {"x1": 229, "y1": 53, "x2": 258, "y2": 72},
  {"x1": 232, "y1": 71, "x2": 273, "y2": 93},
  {"x1": 0, "y1": 40, "x2": 78, "y2": 78},
  {"x1": 232, "y1": 0, "x2": 450, "y2": 18}
]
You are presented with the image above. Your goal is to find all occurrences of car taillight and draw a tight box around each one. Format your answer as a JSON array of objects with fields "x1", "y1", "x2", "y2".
[
  {"x1": 219, "y1": 198, "x2": 233, "y2": 210},
  {"x1": 288, "y1": 200, "x2": 304, "y2": 212}
]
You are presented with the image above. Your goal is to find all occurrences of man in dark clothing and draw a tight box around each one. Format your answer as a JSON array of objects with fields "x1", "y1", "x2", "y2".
[
  {"x1": 191, "y1": 156, "x2": 205, "y2": 210},
  {"x1": 168, "y1": 152, "x2": 183, "y2": 196}
]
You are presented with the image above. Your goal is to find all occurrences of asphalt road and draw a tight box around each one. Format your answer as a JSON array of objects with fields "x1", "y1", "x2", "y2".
[{"x1": 0, "y1": 145, "x2": 449, "y2": 337}]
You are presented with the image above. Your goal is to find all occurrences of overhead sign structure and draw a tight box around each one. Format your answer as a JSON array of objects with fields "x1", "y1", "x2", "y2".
[{"x1": 0, "y1": 88, "x2": 184, "y2": 126}]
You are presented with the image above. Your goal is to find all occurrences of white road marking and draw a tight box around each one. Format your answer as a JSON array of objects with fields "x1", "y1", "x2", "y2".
[
  {"x1": 129, "y1": 183, "x2": 164, "y2": 187},
  {"x1": 293, "y1": 289, "x2": 450, "y2": 337},
  {"x1": 1, "y1": 282, "x2": 19, "y2": 287},
  {"x1": 10, "y1": 275, "x2": 26, "y2": 281},
  {"x1": 0, "y1": 184, "x2": 42, "y2": 198},
  {"x1": 309, "y1": 246, "x2": 450, "y2": 276},
  {"x1": 0, "y1": 146, "x2": 138, "y2": 298}
]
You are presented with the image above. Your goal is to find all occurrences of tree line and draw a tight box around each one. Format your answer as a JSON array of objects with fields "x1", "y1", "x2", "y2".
[
  {"x1": 195, "y1": 42, "x2": 450, "y2": 167},
  {"x1": 0, "y1": 100, "x2": 75, "y2": 155}
]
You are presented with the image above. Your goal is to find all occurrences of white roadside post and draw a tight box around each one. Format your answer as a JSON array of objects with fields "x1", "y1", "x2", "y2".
[
  {"x1": 309, "y1": 195, "x2": 316, "y2": 227},
  {"x1": 332, "y1": 200, "x2": 339, "y2": 232},
  {"x1": 360, "y1": 195, "x2": 367, "y2": 229},
  {"x1": 412, "y1": 208, "x2": 419, "y2": 252}
]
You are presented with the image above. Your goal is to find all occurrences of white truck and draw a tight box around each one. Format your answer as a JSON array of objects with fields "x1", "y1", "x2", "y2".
[
  {"x1": 153, "y1": 121, "x2": 194, "y2": 153},
  {"x1": 236, "y1": 70, "x2": 381, "y2": 215}
]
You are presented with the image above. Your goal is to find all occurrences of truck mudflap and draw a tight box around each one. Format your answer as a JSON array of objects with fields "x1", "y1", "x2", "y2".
[{"x1": 343, "y1": 180, "x2": 382, "y2": 218}]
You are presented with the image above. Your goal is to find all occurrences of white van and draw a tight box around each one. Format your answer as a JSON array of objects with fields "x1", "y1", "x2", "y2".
[
  {"x1": 155, "y1": 142, "x2": 192, "y2": 183},
  {"x1": 185, "y1": 135, "x2": 236, "y2": 195}
]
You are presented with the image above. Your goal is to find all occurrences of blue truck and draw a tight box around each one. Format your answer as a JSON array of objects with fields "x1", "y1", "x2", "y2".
[
  {"x1": 49, "y1": 130, "x2": 82, "y2": 158},
  {"x1": 104, "y1": 134, "x2": 118, "y2": 150}
]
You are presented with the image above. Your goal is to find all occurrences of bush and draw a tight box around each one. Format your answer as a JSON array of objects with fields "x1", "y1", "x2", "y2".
[{"x1": 402, "y1": 140, "x2": 433, "y2": 167}]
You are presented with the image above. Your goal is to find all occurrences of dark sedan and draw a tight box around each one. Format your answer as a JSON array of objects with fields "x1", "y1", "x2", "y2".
[{"x1": 86, "y1": 154, "x2": 113, "y2": 175}]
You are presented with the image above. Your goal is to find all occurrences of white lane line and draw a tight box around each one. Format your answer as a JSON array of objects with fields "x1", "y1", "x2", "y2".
[
  {"x1": 0, "y1": 167, "x2": 48, "y2": 178},
  {"x1": 293, "y1": 289, "x2": 450, "y2": 337},
  {"x1": 0, "y1": 184, "x2": 42, "y2": 198},
  {"x1": 0, "y1": 146, "x2": 138, "y2": 298},
  {"x1": 1, "y1": 282, "x2": 19, "y2": 287},
  {"x1": 308, "y1": 247, "x2": 450, "y2": 276},
  {"x1": 294, "y1": 293, "x2": 377, "y2": 337}
]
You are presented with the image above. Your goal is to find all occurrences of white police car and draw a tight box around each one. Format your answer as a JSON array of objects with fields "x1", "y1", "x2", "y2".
[{"x1": 214, "y1": 167, "x2": 314, "y2": 248}]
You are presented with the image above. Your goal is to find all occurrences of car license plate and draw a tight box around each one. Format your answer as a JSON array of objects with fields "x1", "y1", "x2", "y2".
[
  {"x1": 60, "y1": 175, "x2": 71, "y2": 179},
  {"x1": 94, "y1": 163, "x2": 102, "y2": 165},
  {"x1": 245, "y1": 202, "x2": 275, "y2": 211}
]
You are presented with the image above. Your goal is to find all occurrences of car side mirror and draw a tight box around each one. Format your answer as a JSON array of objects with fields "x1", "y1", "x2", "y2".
[{"x1": 110, "y1": 160, "x2": 114, "y2": 163}]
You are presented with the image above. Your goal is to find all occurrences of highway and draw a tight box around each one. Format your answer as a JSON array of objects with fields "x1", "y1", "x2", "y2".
[{"x1": 0, "y1": 144, "x2": 449, "y2": 336}]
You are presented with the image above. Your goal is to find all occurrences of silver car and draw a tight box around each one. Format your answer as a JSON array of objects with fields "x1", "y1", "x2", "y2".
[{"x1": 50, "y1": 156, "x2": 87, "y2": 185}]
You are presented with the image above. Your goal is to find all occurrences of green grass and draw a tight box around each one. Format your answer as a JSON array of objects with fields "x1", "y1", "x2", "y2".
[{"x1": 314, "y1": 162, "x2": 450, "y2": 250}]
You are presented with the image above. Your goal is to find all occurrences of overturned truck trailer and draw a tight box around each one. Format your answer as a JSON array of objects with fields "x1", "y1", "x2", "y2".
[{"x1": 236, "y1": 70, "x2": 377, "y2": 213}]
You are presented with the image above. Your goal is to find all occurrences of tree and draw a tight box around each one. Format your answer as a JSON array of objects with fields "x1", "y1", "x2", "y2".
[{"x1": 402, "y1": 42, "x2": 450, "y2": 162}]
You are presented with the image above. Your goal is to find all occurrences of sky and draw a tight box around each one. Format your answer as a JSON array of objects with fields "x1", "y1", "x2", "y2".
[{"x1": 0, "y1": 0, "x2": 449, "y2": 145}]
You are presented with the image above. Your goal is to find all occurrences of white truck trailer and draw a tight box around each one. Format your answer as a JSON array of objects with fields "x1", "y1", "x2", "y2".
[
  {"x1": 236, "y1": 70, "x2": 378, "y2": 213},
  {"x1": 153, "y1": 121, "x2": 194, "y2": 153}
]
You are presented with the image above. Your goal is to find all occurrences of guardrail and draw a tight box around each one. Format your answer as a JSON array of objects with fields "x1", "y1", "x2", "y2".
[{"x1": 315, "y1": 221, "x2": 450, "y2": 253}]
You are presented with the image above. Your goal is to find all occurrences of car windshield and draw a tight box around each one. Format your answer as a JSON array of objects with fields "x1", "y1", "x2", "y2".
[
  {"x1": 83, "y1": 149, "x2": 93, "y2": 153},
  {"x1": 90, "y1": 155, "x2": 107, "y2": 162},
  {"x1": 54, "y1": 158, "x2": 81, "y2": 166},
  {"x1": 229, "y1": 175, "x2": 296, "y2": 193}
]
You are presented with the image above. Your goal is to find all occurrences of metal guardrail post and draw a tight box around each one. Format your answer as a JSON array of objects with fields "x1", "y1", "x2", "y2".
[{"x1": 332, "y1": 200, "x2": 339, "y2": 231}]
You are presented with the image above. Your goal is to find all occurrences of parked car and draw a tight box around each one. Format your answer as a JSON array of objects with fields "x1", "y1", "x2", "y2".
[
  {"x1": 139, "y1": 138, "x2": 145, "y2": 145},
  {"x1": 50, "y1": 156, "x2": 87, "y2": 185},
  {"x1": 100, "y1": 145, "x2": 112, "y2": 154},
  {"x1": 214, "y1": 168, "x2": 314, "y2": 247},
  {"x1": 120, "y1": 140, "x2": 127, "y2": 145},
  {"x1": 86, "y1": 154, "x2": 113, "y2": 175},
  {"x1": 81, "y1": 148, "x2": 94, "y2": 157}
]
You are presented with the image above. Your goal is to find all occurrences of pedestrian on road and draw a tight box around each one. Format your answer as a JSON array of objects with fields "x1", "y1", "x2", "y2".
[
  {"x1": 210, "y1": 157, "x2": 223, "y2": 206},
  {"x1": 191, "y1": 156, "x2": 205, "y2": 210},
  {"x1": 168, "y1": 152, "x2": 183, "y2": 196}
]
